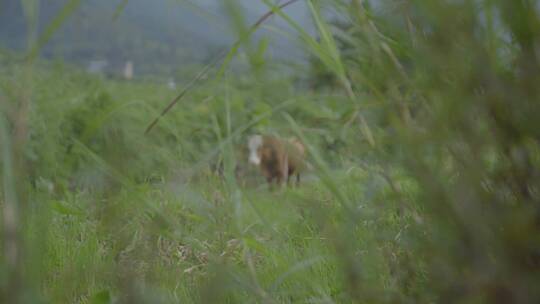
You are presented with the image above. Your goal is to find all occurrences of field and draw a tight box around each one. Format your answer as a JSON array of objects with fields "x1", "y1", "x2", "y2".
[{"x1": 2, "y1": 1, "x2": 540, "y2": 303}]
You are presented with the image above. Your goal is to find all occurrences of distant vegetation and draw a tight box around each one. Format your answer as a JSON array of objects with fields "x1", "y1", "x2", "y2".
[
  {"x1": 0, "y1": 0, "x2": 306, "y2": 76},
  {"x1": 0, "y1": 0, "x2": 231, "y2": 75},
  {"x1": 1, "y1": 1, "x2": 540, "y2": 303}
]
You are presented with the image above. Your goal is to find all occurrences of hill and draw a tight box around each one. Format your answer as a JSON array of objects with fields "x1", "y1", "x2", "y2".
[{"x1": 0, "y1": 0, "x2": 310, "y2": 75}]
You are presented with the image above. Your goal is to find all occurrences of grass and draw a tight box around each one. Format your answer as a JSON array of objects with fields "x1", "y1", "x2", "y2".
[
  {"x1": 3, "y1": 0, "x2": 540, "y2": 303},
  {"x1": 0, "y1": 53, "x2": 410, "y2": 303},
  {"x1": 33, "y1": 147, "x2": 403, "y2": 303}
]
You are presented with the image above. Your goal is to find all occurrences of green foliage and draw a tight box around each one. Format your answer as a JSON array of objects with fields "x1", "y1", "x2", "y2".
[{"x1": 2, "y1": 0, "x2": 540, "y2": 303}]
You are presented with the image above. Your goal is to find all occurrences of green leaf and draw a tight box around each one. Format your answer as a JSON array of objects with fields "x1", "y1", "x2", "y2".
[
  {"x1": 51, "y1": 200, "x2": 83, "y2": 217},
  {"x1": 90, "y1": 290, "x2": 112, "y2": 304}
]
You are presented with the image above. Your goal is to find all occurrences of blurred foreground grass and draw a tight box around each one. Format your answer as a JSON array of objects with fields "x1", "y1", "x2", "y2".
[{"x1": 2, "y1": 0, "x2": 540, "y2": 303}]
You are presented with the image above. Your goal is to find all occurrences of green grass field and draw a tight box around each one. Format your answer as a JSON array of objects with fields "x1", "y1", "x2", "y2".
[
  {"x1": 0, "y1": 51, "x2": 422, "y2": 303},
  {"x1": 2, "y1": 1, "x2": 540, "y2": 303}
]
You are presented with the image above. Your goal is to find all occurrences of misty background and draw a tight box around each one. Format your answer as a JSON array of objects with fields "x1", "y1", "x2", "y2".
[{"x1": 0, "y1": 0, "x2": 312, "y2": 77}]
